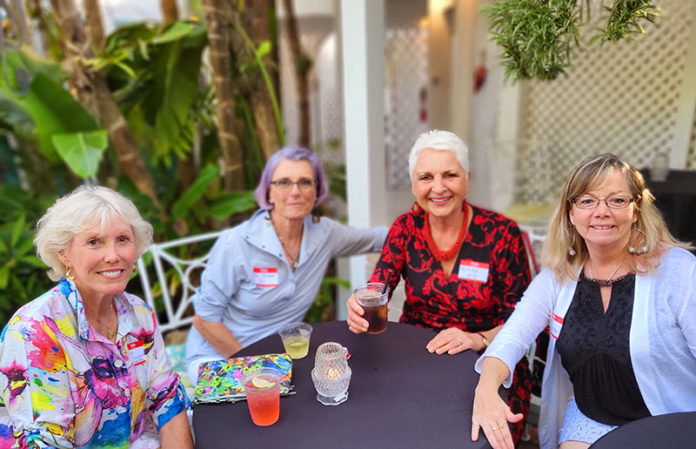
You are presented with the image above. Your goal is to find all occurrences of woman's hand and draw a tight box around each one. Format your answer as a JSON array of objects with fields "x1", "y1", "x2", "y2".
[
  {"x1": 346, "y1": 294, "x2": 369, "y2": 334},
  {"x1": 425, "y1": 328, "x2": 481, "y2": 354},
  {"x1": 471, "y1": 358, "x2": 522, "y2": 449},
  {"x1": 471, "y1": 384, "x2": 523, "y2": 449}
]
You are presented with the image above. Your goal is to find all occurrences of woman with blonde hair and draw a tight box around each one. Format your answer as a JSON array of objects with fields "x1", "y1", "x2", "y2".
[
  {"x1": 0, "y1": 185, "x2": 192, "y2": 448},
  {"x1": 471, "y1": 154, "x2": 696, "y2": 449}
]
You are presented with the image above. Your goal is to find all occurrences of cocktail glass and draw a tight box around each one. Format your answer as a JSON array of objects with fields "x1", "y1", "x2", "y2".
[
  {"x1": 355, "y1": 282, "x2": 389, "y2": 334},
  {"x1": 241, "y1": 367, "x2": 281, "y2": 426},
  {"x1": 278, "y1": 322, "x2": 313, "y2": 359}
]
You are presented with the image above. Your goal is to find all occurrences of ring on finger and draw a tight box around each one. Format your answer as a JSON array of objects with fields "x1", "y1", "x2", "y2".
[{"x1": 456, "y1": 338, "x2": 464, "y2": 346}]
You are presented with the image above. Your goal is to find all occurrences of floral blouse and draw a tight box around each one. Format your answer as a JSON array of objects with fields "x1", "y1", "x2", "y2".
[
  {"x1": 371, "y1": 204, "x2": 531, "y2": 331},
  {"x1": 0, "y1": 279, "x2": 189, "y2": 448}
]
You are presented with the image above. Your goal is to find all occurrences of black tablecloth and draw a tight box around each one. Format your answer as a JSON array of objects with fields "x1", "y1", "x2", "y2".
[
  {"x1": 589, "y1": 412, "x2": 696, "y2": 449},
  {"x1": 193, "y1": 321, "x2": 492, "y2": 449}
]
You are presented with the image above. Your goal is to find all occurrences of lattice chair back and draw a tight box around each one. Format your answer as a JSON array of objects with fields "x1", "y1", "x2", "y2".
[{"x1": 136, "y1": 230, "x2": 224, "y2": 333}]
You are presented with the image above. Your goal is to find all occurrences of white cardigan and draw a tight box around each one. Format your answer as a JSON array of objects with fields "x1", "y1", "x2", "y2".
[{"x1": 475, "y1": 247, "x2": 696, "y2": 449}]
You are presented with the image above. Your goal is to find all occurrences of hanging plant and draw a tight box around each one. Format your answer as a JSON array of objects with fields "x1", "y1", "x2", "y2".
[{"x1": 483, "y1": 0, "x2": 660, "y2": 81}]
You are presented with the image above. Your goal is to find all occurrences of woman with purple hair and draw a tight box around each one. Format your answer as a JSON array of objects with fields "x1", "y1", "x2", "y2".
[{"x1": 185, "y1": 147, "x2": 387, "y2": 382}]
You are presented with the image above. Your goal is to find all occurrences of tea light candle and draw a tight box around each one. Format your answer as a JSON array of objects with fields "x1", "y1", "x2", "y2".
[{"x1": 311, "y1": 342, "x2": 351, "y2": 406}]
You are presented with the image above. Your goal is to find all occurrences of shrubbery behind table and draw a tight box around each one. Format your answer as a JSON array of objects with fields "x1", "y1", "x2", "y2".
[{"x1": 193, "y1": 321, "x2": 492, "y2": 449}]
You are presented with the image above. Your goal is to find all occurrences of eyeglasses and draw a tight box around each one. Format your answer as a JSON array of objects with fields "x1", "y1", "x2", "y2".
[
  {"x1": 571, "y1": 195, "x2": 635, "y2": 209},
  {"x1": 270, "y1": 178, "x2": 317, "y2": 192}
]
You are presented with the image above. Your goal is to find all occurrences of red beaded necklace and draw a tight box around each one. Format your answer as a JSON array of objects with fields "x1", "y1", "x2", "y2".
[{"x1": 421, "y1": 201, "x2": 470, "y2": 262}]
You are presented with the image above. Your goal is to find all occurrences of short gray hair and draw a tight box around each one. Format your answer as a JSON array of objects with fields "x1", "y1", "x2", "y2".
[
  {"x1": 408, "y1": 130, "x2": 470, "y2": 180},
  {"x1": 35, "y1": 185, "x2": 153, "y2": 281}
]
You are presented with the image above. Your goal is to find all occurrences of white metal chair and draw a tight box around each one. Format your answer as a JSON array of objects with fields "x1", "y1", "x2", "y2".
[{"x1": 136, "y1": 230, "x2": 224, "y2": 333}]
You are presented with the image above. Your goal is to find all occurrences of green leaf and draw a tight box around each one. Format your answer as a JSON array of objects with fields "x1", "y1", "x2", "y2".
[
  {"x1": 0, "y1": 266, "x2": 8, "y2": 289},
  {"x1": 51, "y1": 130, "x2": 108, "y2": 179},
  {"x1": 152, "y1": 22, "x2": 198, "y2": 44},
  {"x1": 20, "y1": 255, "x2": 46, "y2": 269},
  {"x1": 172, "y1": 165, "x2": 220, "y2": 219},
  {"x1": 209, "y1": 191, "x2": 257, "y2": 220},
  {"x1": 256, "y1": 41, "x2": 272, "y2": 58},
  {"x1": 10, "y1": 214, "x2": 25, "y2": 247}
]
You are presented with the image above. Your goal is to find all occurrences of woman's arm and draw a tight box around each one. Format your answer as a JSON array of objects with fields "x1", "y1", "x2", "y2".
[
  {"x1": 471, "y1": 357, "x2": 521, "y2": 449},
  {"x1": 160, "y1": 410, "x2": 193, "y2": 449},
  {"x1": 0, "y1": 315, "x2": 75, "y2": 448},
  {"x1": 347, "y1": 216, "x2": 409, "y2": 334},
  {"x1": 192, "y1": 314, "x2": 243, "y2": 357}
]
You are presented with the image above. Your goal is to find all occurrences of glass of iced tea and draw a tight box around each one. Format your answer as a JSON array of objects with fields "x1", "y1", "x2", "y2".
[
  {"x1": 354, "y1": 282, "x2": 389, "y2": 334},
  {"x1": 241, "y1": 367, "x2": 281, "y2": 426},
  {"x1": 278, "y1": 322, "x2": 313, "y2": 359}
]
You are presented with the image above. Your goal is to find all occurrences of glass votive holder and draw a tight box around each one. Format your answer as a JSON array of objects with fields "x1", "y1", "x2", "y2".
[{"x1": 310, "y1": 342, "x2": 351, "y2": 406}]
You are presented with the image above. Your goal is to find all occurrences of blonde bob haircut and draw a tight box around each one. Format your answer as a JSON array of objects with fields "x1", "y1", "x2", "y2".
[
  {"x1": 542, "y1": 153, "x2": 690, "y2": 281},
  {"x1": 35, "y1": 185, "x2": 153, "y2": 282},
  {"x1": 408, "y1": 130, "x2": 470, "y2": 180}
]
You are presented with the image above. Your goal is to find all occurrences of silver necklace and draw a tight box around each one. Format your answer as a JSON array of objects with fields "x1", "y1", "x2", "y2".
[
  {"x1": 270, "y1": 212, "x2": 301, "y2": 270},
  {"x1": 277, "y1": 234, "x2": 300, "y2": 270},
  {"x1": 587, "y1": 262, "x2": 624, "y2": 287}
]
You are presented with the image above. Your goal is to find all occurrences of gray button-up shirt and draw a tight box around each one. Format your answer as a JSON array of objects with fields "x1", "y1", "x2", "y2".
[{"x1": 185, "y1": 209, "x2": 387, "y2": 366}]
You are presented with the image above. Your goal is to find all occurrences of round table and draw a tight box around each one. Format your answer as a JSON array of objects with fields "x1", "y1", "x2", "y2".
[
  {"x1": 589, "y1": 412, "x2": 696, "y2": 448},
  {"x1": 193, "y1": 321, "x2": 492, "y2": 449}
]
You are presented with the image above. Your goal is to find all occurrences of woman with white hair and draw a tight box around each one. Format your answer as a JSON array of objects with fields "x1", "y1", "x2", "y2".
[
  {"x1": 346, "y1": 130, "x2": 533, "y2": 444},
  {"x1": 0, "y1": 185, "x2": 192, "y2": 448}
]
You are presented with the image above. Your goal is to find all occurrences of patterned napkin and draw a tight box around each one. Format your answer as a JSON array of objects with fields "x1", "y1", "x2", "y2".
[{"x1": 194, "y1": 353, "x2": 293, "y2": 404}]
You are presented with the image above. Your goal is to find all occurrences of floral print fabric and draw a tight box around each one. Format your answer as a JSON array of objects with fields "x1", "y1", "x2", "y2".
[
  {"x1": 0, "y1": 279, "x2": 189, "y2": 448},
  {"x1": 370, "y1": 203, "x2": 533, "y2": 443}
]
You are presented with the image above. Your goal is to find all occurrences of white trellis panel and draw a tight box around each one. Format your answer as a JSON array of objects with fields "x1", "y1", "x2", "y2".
[{"x1": 516, "y1": 0, "x2": 696, "y2": 203}]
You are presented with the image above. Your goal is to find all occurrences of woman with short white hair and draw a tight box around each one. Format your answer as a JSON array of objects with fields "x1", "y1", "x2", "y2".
[
  {"x1": 0, "y1": 185, "x2": 192, "y2": 448},
  {"x1": 347, "y1": 129, "x2": 533, "y2": 444}
]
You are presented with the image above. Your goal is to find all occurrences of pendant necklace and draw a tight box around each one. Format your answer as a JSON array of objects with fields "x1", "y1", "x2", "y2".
[{"x1": 587, "y1": 261, "x2": 625, "y2": 287}]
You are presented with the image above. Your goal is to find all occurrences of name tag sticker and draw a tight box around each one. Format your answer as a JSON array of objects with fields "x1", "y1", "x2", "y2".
[
  {"x1": 253, "y1": 267, "x2": 279, "y2": 287},
  {"x1": 458, "y1": 259, "x2": 489, "y2": 283},
  {"x1": 127, "y1": 340, "x2": 146, "y2": 366}
]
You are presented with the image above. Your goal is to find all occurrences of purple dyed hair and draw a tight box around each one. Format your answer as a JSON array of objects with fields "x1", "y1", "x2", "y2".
[{"x1": 253, "y1": 146, "x2": 329, "y2": 210}]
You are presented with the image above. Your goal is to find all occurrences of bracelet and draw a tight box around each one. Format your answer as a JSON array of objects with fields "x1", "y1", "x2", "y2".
[{"x1": 477, "y1": 332, "x2": 489, "y2": 349}]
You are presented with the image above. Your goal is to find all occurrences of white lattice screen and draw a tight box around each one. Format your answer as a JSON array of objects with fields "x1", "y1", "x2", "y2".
[
  {"x1": 385, "y1": 27, "x2": 429, "y2": 189},
  {"x1": 517, "y1": 0, "x2": 695, "y2": 203},
  {"x1": 280, "y1": 24, "x2": 429, "y2": 189}
]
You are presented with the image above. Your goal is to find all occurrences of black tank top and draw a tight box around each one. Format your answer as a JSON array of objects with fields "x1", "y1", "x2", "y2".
[{"x1": 556, "y1": 273, "x2": 650, "y2": 425}]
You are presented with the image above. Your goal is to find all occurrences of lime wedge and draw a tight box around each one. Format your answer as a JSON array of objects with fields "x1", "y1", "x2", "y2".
[{"x1": 251, "y1": 376, "x2": 274, "y2": 389}]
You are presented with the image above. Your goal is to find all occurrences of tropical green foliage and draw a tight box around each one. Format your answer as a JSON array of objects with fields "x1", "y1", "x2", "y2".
[
  {"x1": 0, "y1": 186, "x2": 55, "y2": 317},
  {"x1": 483, "y1": 0, "x2": 660, "y2": 81}
]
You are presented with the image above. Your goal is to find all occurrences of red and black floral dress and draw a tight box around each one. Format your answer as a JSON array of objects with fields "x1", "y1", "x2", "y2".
[{"x1": 369, "y1": 203, "x2": 533, "y2": 443}]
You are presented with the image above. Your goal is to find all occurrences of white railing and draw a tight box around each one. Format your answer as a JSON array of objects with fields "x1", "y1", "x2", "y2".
[{"x1": 136, "y1": 231, "x2": 224, "y2": 333}]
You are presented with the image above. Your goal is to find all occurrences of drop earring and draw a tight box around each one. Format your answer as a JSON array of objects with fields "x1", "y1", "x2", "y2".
[
  {"x1": 66, "y1": 267, "x2": 75, "y2": 281},
  {"x1": 627, "y1": 226, "x2": 648, "y2": 255}
]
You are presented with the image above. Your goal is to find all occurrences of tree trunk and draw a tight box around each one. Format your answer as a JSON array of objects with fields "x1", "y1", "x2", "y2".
[
  {"x1": 201, "y1": 0, "x2": 246, "y2": 190},
  {"x1": 51, "y1": 0, "x2": 161, "y2": 206},
  {"x1": 160, "y1": 0, "x2": 179, "y2": 27},
  {"x1": 7, "y1": 0, "x2": 34, "y2": 47},
  {"x1": 83, "y1": 0, "x2": 105, "y2": 52},
  {"x1": 246, "y1": 0, "x2": 281, "y2": 160},
  {"x1": 281, "y1": 0, "x2": 310, "y2": 148}
]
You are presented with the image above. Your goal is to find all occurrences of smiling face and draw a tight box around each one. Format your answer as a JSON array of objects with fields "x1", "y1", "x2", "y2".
[
  {"x1": 411, "y1": 147, "x2": 470, "y2": 220},
  {"x1": 59, "y1": 215, "x2": 137, "y2": 303},
  {"x1": 268, "y1": 158, "x2": 317, "y2": 221},
  {"x1": 569, "y1": 168, "x2": 638, "y2": 254}
]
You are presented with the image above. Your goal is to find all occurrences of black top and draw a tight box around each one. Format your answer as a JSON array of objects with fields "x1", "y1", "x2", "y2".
[{"x1": 556, "y1": 273, "x2": 650, "y2": 425}]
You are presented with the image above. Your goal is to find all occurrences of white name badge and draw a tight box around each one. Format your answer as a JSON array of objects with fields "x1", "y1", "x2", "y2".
[
  {"x1": 253, "y1": 267, "x2": 279, "y2": 287},
  {"x1": 127, "y1": 340, "x2": 146, "y2": 366},
  {"x1": 457, "y1": 259, "x2": 490, "y2": 283}
]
